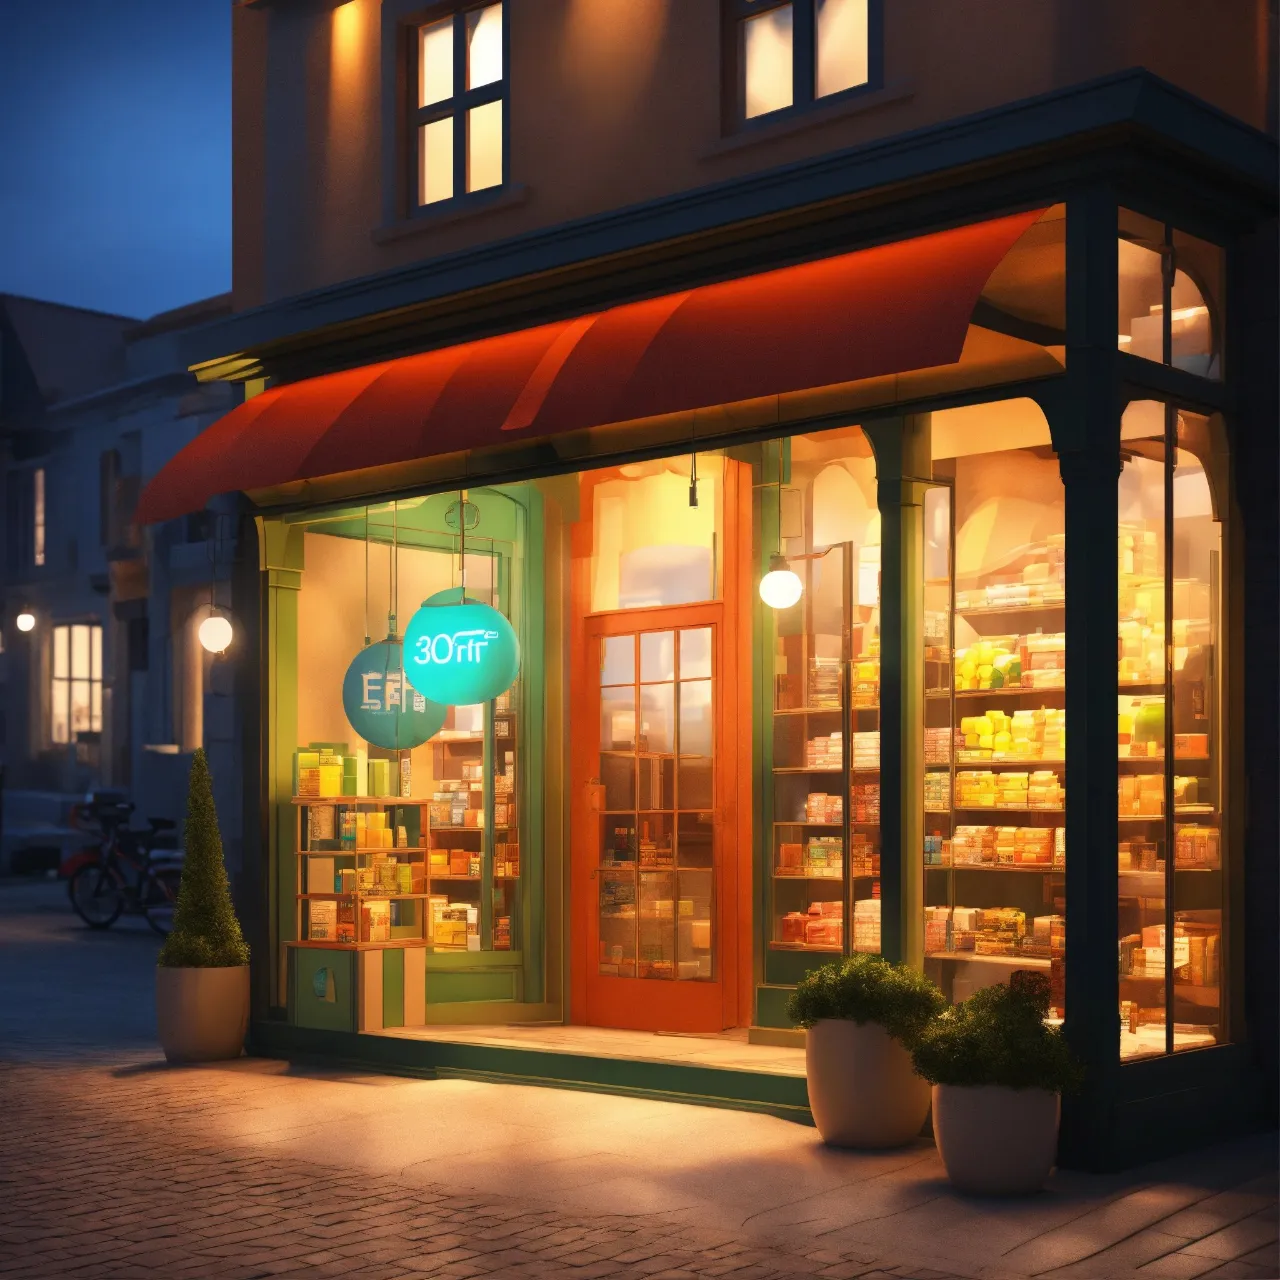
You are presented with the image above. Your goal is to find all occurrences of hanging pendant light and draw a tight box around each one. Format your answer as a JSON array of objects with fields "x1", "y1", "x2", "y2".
[
  {"x1": 760, "y1": 442, "x2": 803, "y2": 610},
  {"x1": 198, "y1": 513, "x2": 235, "y2": 653}
]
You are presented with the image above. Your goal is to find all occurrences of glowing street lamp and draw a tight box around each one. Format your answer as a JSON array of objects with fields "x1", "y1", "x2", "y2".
[
  {"x1": 759, "y1": 555, "x2": 803, "y2": 610},
  {"x1": 15, "y1": 611, "x2": 36, "y2": 633}
]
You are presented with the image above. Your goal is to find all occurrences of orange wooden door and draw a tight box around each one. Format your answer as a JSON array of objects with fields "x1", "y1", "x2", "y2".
[{"x1": 569, "y1": 461, "x2": 752, "y2": 1033}]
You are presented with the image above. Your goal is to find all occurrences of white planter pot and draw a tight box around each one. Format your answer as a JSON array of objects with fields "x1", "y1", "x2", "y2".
[
  {"x1": 156, "y1": 965, "x2": 249, "y2": 1064},
  {"x1": 932, "y1": 1084, "x2": 1060, "y2": 1195},
  {"x1": 805, "y1": 1019, "x2": 931, "y2": 1148}
]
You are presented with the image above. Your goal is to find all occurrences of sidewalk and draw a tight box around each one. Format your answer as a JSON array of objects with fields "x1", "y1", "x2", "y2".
[{"x1": 1, "y1": 881, "x2": 1276, "y2": 1280}]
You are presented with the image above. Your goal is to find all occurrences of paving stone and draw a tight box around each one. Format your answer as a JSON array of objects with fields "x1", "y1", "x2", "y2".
[{"x1": 1181, "y1": 1211, "x2": 1280, "y2": 1262}]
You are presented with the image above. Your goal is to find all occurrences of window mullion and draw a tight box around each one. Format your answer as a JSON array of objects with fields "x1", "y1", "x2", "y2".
[
  {"x1": 454, "y1": 14, "x2": 467, "y2": 198},
  {"x1": 793, "y1": 0, "x2": 816, "y2": 106}
]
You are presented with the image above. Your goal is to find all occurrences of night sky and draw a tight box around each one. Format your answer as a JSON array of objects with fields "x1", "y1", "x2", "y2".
[{"x1": 0, "y1": 0, "x2": 231, "y2": 321}]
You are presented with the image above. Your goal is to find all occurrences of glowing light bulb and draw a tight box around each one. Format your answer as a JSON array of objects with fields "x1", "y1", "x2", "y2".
[
  {"x1": 759, "y1": 557, "x2": 803, "y2": 610},
  {"x1": 15, "y1": 612, "x2": 35, "y2": 633},
  {"x1": 198, "y1": 614, "x2": 234, "y2": 654}
]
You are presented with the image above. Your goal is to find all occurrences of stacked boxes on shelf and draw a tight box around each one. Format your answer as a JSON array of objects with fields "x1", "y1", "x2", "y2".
[
  {"x1": 808, "y1": 657, "x2": 842, "y2": 708},
  {"x1": 805, "y1": 732, "x2": 842, "y2": 769},
  {"x1": 849, "y1": 783, "x2": 880, "y2": 822},
  {"x1": 924, "y1": 771, "x2": 951, "y2": 812},
  {"x1": 852, "y1": 899, "x2": 880, "y2": 952},
  {"x1": 851, "y1": 731, "x2": 880, "y2": 770}
]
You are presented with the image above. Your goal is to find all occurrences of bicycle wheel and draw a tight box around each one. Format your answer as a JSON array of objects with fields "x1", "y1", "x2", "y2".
[
  {"x1": 143, "y1": 869, "x2": 182, "y2": 936},
  {"x1": 68, "y1": 863, "x2": 125, "y2": 929}
]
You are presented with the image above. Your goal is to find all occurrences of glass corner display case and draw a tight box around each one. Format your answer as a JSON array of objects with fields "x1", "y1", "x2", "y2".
[
  {"x1": 922, "y1": 422, "x2": 1067, "y2": 1017},
  {"x1": 767, "y1": 429, "x2": 882, "y2": 962},
  {"x1": 1117, "y1": 403, "x2": 1225, "y2": 1060}
]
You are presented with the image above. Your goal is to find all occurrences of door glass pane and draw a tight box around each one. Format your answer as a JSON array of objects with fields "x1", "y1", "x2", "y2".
[
  {"x1": 90, "y1": 626, "x2": 102, "y2": 680},
  {"x1": 640, "y1": 630, "x2": 675, "y2": 683},
  {"x1": 677, "y1": 810, "x2": 713, "y2": 868},
  {"x1": 601, "y1": 816, "x2": 636, "y2": 868},
  {"x1": 638, "y1": 752, "x2": 672, "y2": 811},
  {"x1": 90, "y1": 681, "x2": 102, "y2": 732},
  {"x1": 601, "y1": 686, "x2": 636, "y2": 751},
  {"x1": 1118, "y1": 400, "x2": 1168, "y2": 1060},
  {"x1": 816, "y1": 0, "x2": 869, "y2": 98},
  {"x1": 53, "y1": 626, "x2": 68, "y2": 679},
  {"x1": 466, "y1": 101, "x2": 503, "y2": 193},
  {"x1": 71, "y1": 680, "x2": 91, "y2": 734},
  {"x1": 601, "y1": 634, "x2": 634, "y2": 686},
  {"x1": 1171, "y1": 410, "x2": 1223, "y2": 1050},
  {"x1": 419, "y1": 17, "x2": 454, "y2": 107},
  {"x1": 598, "y1": 868, "x2": 636, "y2": 976},
  {"x1": 743, "y1": 3, "x2": 793, "y2": 119},
  {"x1": 679, "y1": 627, "x2": 712, "y2": 680},
  {"x1": 637, "y1": 812, "x2": 673, "y2": 869},
  {"x1": 601, "y1": 753, "x2": 636, "y2": 811},
  {"x1": 52, "y1": 679, "x2": 69, "y2": 745},
  {"x1": 638, "y1": 870, "x2": 675, "y2": 979},
  {"x1": 677, "y1": 679, "x2": 712, "y2": 811},
  {"x1": 677, "y1": 869, "x2": 714, "y2": 980},
  {"x1": 639, "y1": 684, "x2": 674, "y2": 755}
]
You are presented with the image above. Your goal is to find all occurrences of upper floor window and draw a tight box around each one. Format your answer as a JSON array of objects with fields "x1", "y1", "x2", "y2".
[
  {"x1": 413, "y1": 2, "x2": 505, "y2": 208},
  {"x1": 728, "y1": 0, "x2": 877, "y2": 124},
  {"x1": 33, "y1": 467, "x2": 46, "y2": 567},
  {"x1": 4, "y1": 467, "x2": 45, "y2": 572}
]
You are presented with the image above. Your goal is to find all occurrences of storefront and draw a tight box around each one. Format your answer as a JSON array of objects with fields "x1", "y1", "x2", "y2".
[{"x1": 137, "y1": 181, "x2": 1275, "y2": 1169}]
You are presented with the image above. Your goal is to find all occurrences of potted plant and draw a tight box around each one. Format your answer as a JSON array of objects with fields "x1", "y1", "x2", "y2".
[
  {"x1": 911, "y1": 972, "x2": 1083, "y2": 1195},
  {"x1": 787, "y1": 954, "x2": 946, "y2": 1148},
  {"x1": 155, "y1": 750, "x2": 251, "y2": 1063}
]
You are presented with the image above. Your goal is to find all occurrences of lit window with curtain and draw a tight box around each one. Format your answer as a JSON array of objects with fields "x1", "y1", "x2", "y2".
[
  {"x1": 413, "y1": 2, "x2": 504, "y2": 208},
  {"x1": 729, "y1": 0, "x2": 874, "y2": 124},
  {"x1": 33, "y1": 468, "x2": 46, "y2": 567},
  {"x1": 51, "y1": 623, "x2": 102, "y2": 745}
]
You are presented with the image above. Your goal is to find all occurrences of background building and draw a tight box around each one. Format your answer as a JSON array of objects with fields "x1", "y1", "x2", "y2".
[{"x1": 0, "y1": 294, "x2": 243, "y2": 879}]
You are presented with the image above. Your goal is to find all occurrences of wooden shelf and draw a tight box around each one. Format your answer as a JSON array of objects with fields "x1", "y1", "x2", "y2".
[
  {"x1": 926, "y1": 951, "x2": 1052, "y2": 969},
  {"x1": 953, "y1": 806, "x2": 1065, "y2": 815},
  {"x1": 929, "y1": 863, "x2": 1064, "y2": 874},
  {"x1": 298, "y1": 892, "x2": 430, "y2": 900},
  {"x1": 287, "y1": 939, "x2": 430, "y2": 950},
  {"x1": 292, "y1": 796, "x2": 435, "y2": 806},
  {"x1": 769, "y1": 941, "x2": 843, "y2": 953}
]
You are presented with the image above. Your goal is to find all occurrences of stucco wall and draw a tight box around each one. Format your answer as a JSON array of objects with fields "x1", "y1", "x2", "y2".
[{"x1": 230, "y1": 0, "x2": 1271, "y2": 310}]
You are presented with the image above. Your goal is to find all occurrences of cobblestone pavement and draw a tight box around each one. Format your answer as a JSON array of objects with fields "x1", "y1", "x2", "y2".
[{"x1": 1, "y1": 880, "x2": 1276, "y2": 1280}]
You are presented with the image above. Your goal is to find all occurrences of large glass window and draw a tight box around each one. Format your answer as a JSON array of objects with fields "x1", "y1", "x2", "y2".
[
  {"x1": 51, "y1": 623, "x2": 102, "y2": 745},
  {"x1": 766, "y1": 427, "x2": 881, "y2": 958},
  {"x1": 923, "y1": 400, "x2": 1066, "y2": 1018},
  {"x1": 1118, "y1": 211, "x2": 1223, "y2": 380},
  {"x1": 731, "y1": 0, "x2": 874, "y2": 124},
  {"x1": 1118, "y1": 403, "x2": 1226, "y2": 1060},
  {"x1": 414, "y1": 3, "x2": 504, "y2": 208}
]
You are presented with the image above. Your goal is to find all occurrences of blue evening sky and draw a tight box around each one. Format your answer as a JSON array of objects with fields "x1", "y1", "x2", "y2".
[{"x1": 0, "y1": 0, "x2": 231, "y2": 320}]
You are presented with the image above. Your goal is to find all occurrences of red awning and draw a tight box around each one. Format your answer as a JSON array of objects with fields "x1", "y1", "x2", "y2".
[{"x1": 135, "y1": 210, "x2": 1041, "y2": 524}]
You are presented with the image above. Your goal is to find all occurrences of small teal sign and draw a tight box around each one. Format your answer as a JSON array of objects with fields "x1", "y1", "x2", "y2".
[
  {"x1": 403, "y1": 597, "x2": 520, "y2": 707},
  {"x1": 342, "y1": 637, "x2": 446, "y2": 750}
]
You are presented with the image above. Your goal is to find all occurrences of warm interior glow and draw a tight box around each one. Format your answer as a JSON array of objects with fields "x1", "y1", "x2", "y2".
[
  {"x1": 744, "y1": 4, "x2": 793, "y2": 118},
  {"x1": 816, "y1": 0, "x2": 869, "y2": 98},
  {"x1": 467, "y1": 101, "x2": 503, "y2": 192},
  {"x1": 760, "y1": 564, "x2": 803, "y2": 610},
  {"x1": 419, "y1": 17, "x2": 453, "y2": 107},
  {"x1": 420, "y1": 118, "x2": 454, "y2": 205},
  {"x1": 15, "y1": 612, "x2": 35, "y2": 633},
  {"x1": 198, "y1": 615, "x2": 234, "y2": 655},
  {"x1": 467, "y1": 3, "x2": 503, "y2": 89}
]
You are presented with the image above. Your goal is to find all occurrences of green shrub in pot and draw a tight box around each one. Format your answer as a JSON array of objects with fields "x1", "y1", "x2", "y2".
[
  {"x1": 155, "y1": 750, "x2": 250, "y2": 1063},
  {"x1": 788, "y1": 955, "x2": 946, "y2": 1149},
  {"x1": 911, "y1": 972, "x2": 1083, "y2": 1194}
]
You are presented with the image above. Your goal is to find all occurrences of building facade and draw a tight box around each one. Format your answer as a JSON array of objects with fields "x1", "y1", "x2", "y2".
[
  {"x1": 141, "y1": 0, "x2": 1277, "y2": 1169},
  {"x1": 0, "y1": 295, "x2": 245, "y2": 877}
]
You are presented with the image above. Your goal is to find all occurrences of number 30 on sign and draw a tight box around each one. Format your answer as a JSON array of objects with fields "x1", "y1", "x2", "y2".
[{"x1": 403, "y1": 598, "x2": 520, "y2": 706}]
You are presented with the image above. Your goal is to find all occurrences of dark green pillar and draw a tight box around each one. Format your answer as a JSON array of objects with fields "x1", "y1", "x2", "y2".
[
  {"x1": 866, "y1": 415, "x2": 930, "y2": 968},
  {"x1": 1043, "y1": 187, "x2": 1123, "y2": 1169}
]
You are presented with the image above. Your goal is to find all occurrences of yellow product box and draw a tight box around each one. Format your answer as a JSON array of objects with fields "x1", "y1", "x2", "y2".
[{"x1": 317, "y1": 765, "x2": 343, "y2": 798}]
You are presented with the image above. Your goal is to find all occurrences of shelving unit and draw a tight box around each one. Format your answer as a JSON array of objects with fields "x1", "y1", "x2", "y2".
[
  {"x1": 921, "y1": 478, "x2": 1067, "y2": 1011},
  {"x1": 770, "y1": 539, "x2": 882, "y2": 957}
]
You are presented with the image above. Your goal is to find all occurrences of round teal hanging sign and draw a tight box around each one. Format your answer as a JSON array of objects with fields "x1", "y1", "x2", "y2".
[
  {"x1": 342, "y1": 637, "x2": 447, "y2": 750},
  {"x1": 403, "y1": 598, "x2": 520, "y2": 706}
]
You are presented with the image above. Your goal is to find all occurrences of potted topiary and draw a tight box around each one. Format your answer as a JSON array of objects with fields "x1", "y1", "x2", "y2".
[
  {"x1": 911, "y1": 972, "x2": 1083, "y2": 1195},
  {"x1": 787, "y1": 954, "x2": 946, "y2": 1148},
  {"x1": 155, "y1": 749, "x2": 250, "y2": 1063}
]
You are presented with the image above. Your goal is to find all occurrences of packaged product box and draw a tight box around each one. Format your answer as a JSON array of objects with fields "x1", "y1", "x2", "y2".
[
  {"x1": 309, "y1": 900, "x2": 338, "y2": 941},
  {"x1": 336, "y1": 900, "x2": 356, "y2": 943},
  {"x1": 306, "y1": 856, "x2": 336, "y2": 895},
  {"x1": 357, "y1": 866, "x2": 375, "y2": 891},
  {"x1": 396, "y1": 862, "x2": 413, "y2": 895},
  {"x1": 338, "y1": 868, "x2": 357, "y2": 894},
  {"x1": 368, "y1": 759, "x2": 392, "y2": 797},
  {"x1": 449, "y1": 851, "x2": 470, "y2": 877},
  {"x1": 361, "y1": 899, "x2": 391, "y2": 943}
]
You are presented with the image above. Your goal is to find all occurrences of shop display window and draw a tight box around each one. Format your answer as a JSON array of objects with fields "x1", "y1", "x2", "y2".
[
  {"x1": 922, "y1": 400, "x2": 1066, "y2": 1017},
  {"x1": 766, "y1": 427, "x2": 882, "y2": 957},
  {"x1": 1118, "y1": 402, "x2": 1226, "y2": 1060},
  {"x1": 287, "y1": 490, "x2": 530, "y2": 962},
  {"x1": 1118, "y1": 210, "x2": 1223, "y2": 380}
]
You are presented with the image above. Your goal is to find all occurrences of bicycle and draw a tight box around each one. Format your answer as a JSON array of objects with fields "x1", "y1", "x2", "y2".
[{"x1": 67, "y1": 800, "x2": 185, "y2": 936}]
